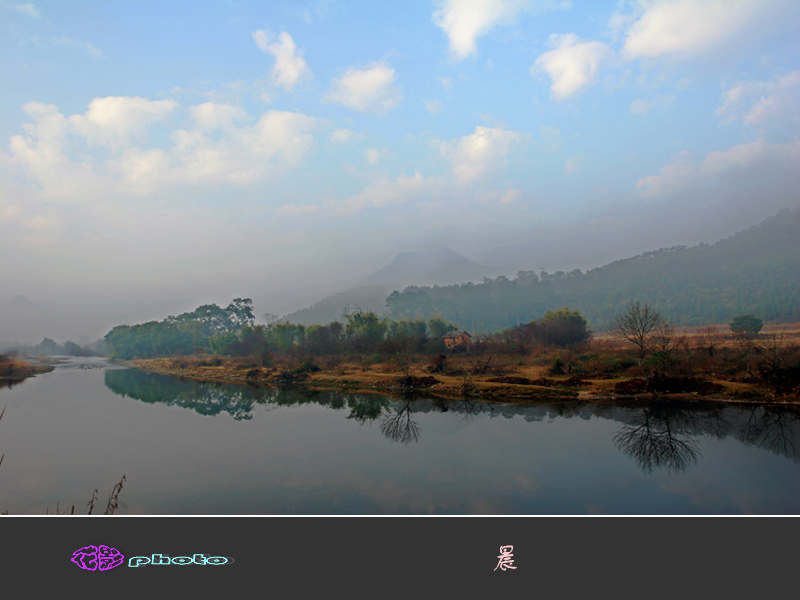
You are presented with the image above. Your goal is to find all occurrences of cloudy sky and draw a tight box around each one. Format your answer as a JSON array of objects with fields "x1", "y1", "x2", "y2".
[{"x1": 2, "y1": 0, "x2": 799, "y2": 339}]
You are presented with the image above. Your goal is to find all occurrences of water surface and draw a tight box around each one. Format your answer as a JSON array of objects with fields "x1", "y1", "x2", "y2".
[{"x1": 1, "y1": 356, "x2": 798, "y2": 514}]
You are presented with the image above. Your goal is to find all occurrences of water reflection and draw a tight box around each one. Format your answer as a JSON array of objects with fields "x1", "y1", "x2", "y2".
[
  {"x1": 105, "y1": 368, "x2": 800, "y2": 471},
  {"x1": 613, "y1": 402, "x2": 702, "y2": 474},
  {"x1": 104, "y1": 368, "x2": 395, "y2": 428},
  {"x1": 741, "y1": 407, "x2": 800, "y2": 460},
  {"x1": 105, "y1": 369, "x2": 261, "y2": 421},
  {"x1": 2, "y1": 379, "x2": 27, "y2": 390},
  {"x1": 380, "y1": 401, "x2": 420, "y2": 445}
]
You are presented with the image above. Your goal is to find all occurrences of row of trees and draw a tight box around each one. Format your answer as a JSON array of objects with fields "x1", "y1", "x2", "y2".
[
  {"x1": 210, "y1": 311, "x2": 461, "y2": 358},
  {"x1": 105, "y1": 299, "x2": 256, "y2": 359},
  {"x1": 104, "y1": 299, "x2": 463, "y2": 360}
]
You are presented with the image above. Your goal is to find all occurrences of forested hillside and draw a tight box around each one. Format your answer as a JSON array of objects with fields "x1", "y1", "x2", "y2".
[{"x1": 385, "y1": 208, "x2": 800, "y2": 332}]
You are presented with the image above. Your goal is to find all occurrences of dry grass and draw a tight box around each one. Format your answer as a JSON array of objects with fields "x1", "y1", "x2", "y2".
[{"x1": 124, "y1": 322, "x2": 800, "y2": 404}]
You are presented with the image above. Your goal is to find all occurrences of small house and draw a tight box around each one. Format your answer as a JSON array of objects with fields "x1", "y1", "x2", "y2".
[{"x1": 443, "y1": 330, "x2": 472, "y2": 350}]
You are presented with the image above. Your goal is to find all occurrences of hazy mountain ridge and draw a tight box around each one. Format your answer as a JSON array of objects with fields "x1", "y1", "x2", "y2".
[
  {"x1": 384, "y1": 208, "x2": 800, "y2": 332},
  {"x1": 283, "y1": 247, "x2": 504, "y2": 325}
]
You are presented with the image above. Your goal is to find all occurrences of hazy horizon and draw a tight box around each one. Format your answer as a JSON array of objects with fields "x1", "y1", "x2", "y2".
[{"x1": 2, "y1": 0, "x2": 799, "y2": 342}]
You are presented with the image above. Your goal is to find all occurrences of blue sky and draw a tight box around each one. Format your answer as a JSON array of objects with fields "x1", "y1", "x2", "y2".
[{"x1": 1, "y1": 0, "x2": 799, "y2": 337}]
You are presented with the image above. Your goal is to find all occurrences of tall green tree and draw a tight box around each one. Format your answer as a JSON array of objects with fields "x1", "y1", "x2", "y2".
[
  {"x1": 537, "y1": 307, "x2": 591, "y2": 347},
  {"x1": 345, "y1": 309, "x2": 387, "y2": 352},
  {"x1": 729, "y1": 315, "x2": 763, "y2": 338}
]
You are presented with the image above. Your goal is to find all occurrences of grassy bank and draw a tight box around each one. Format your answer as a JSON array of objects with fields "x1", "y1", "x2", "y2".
[
  {"x1": 126, "y1": 342, "x2": 799, "y2": 405},
  {"x1": 0, "y1": 354, "x2": 55, "y2": 384}
]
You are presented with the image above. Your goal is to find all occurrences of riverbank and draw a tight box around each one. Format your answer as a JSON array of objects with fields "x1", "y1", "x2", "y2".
[
  {"x1": 0, "y1": 355, "x2": 56, "y2": 385},
  {"x1": 124, "y1": 355, "x2": 797, "y2": 406}
]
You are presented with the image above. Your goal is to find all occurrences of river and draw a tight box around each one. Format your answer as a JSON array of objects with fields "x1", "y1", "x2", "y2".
[{"x1": 1, "y1": 356, "x2": 799, "y2": 514}]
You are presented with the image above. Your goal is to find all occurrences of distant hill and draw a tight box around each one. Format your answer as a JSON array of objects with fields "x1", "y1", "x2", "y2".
[
  {"x1": 10, "y1": 295, "x2": 41, "y2": 310},
  {"x1": 360, "y1": 246, "x2": 503, "y2": 286},
  {"x1": 283, "y1": 246, "x2": 504, "y2": 325},
  {"x1": 0, "y1": 295, "x2": 52, "y2": 342},
  {"x1": 384, "y1": 208, "x2": 800, "y2": 332}
]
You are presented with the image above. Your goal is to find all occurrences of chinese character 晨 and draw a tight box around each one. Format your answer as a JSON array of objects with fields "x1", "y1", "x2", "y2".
[{"x1": 494, "y1": 545, "x2": 516, "y2": 571}]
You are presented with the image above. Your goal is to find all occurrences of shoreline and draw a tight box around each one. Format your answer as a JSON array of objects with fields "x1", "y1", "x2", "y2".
[
  {"x1": 124, "y1": 357, "x2": 799, "y2": 408},
  {"x1": 0, "y1": 356, "x2": 57, "y2": 385}
]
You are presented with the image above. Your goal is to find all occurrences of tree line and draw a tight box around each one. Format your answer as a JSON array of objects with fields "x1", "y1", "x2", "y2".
[{"x1": 104, "y1": 300, "x2": 595, "y2": 361}]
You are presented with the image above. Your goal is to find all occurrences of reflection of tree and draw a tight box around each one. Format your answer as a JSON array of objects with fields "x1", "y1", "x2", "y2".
[
  {"x1": 346, "y1": 395, "x2": 390, "y2": 424},
  {"x1": 379, "y1": 401, "x2": 420, "y2": 444},
  {"x1": 105, "y1": 369, "x2": 259, "y2": 421},
  {"x1": 434, "y1": 397, "x2": 489, "y2": 421},
  {"x1": 741, "y1": 407, "x2": 800, "y2": 460},
  {"x1": 613, "y1": 403, "x2": 702, "y2": 474}
]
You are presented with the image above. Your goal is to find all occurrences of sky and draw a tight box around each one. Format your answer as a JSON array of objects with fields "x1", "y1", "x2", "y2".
[{"x1": 1, "y1": 0, "x2": 799, "y2": 340}]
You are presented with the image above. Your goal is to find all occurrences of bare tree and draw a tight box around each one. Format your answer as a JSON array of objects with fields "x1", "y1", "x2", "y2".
[
  {"x1": 696, "y1": 326, "x2": 721, "y2": 357},
  {"x1": 757, "y1": 333, "x2": 788, "y2": 381},
  {"x1": 650, "y1": 319, "x2": 680, "y2": 375},
  {"x1": 609, "y1": 301, "x2": 664, "y2": 366}
]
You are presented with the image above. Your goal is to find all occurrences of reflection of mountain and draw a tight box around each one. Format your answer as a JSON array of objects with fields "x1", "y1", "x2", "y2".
[{"x1": 105, "y1": 368, "x2": 800, "y2": 466}]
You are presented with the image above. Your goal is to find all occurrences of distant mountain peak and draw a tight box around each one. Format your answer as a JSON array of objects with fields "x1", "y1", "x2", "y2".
[
  {"x1": 282, "y1": 246, "x2": 506, "y2": 325},
  {"x1": 10, "y1": 295, "x2": 40, "y2": 309},
  {"x1": 361, "y1": 246, "x2": 502, "y2": 287}
]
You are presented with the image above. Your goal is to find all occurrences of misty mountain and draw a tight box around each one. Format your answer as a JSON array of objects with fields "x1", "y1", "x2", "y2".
[
  {"x1": 360, "y1": 246, "x2": 504, "y2": 287},
  {"x1": 283, "y1": 247, "x2": 504, "y2": 325},
  {"x1": 0, "y1": 295, "x2": 53, "y2": 343},
  {"x1": 385, "y1": 208, "x2": 800, "y2": 332},
  {"x1": 10, "y1": 295, "x2": 41, "y2": 310}
]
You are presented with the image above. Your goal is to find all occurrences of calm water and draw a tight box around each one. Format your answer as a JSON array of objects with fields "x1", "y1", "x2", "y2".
[{"x1": 1, "y1": 356, "x2": 799, "y2": 515}]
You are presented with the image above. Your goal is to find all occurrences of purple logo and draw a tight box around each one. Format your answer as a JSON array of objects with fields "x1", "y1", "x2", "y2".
[{"x1": 71, "y1": 545, "x2": 125, "y2": 571}]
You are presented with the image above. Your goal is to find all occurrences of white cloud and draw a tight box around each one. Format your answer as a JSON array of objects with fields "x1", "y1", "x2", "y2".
[
  {"x1": 621, "y1": 0, "x2": 764, "y2": 61},
  {"x1": 5, "y1": 99, "x2": 321, "y2": 199},
  {"x1": 564, "y1": 153, "x2": 585, "y2": 174},
  {"x1": 69, "y1": 96, "x2": 177, "y2": 150},
  {"x1": 630, "y1": 99, "x2": 652, "y2": 114},
  {"x1": 330, "y1": 128, "x2": 356, "y2": 144},
  {"x1": 190, "y1": 102, "x2": 249, "y2": 133},
  {"x1": 433, "y1": 0, "x2": 570, "y2": 60},
  {"x1": 324, "y1": 62, "x2": 401, "y2": 114},
  {"x1": 365, "y1": 147, "x2": 392, "y2": 165},
  {"x1": 53, "y1": 36, "x2": 105, "y2": 59},
  {"x1": 479, "y1": 188, "x2": 523, "y2": 204},
  {"x1": 2, "y1": 1, "x2": 39, "y2": 18},
  {"x1": 439, "y1": 125, "x2": 525, "y2": 184},
  {"x1": 252, "y1": 29, "x2": 270, "y2": 51},
  {"x1": 337, "y1": 172, "x2": 443, "y2": 214},
  {"x1": 253, "y1": 30, "x2": 312, "y2": 91},
  {"x1": 6, "y1": 102, "x2": 111, "y2": 201},
  {"x1": 630, "y1": 95, "x2": 675, "y2": 114},
  {"x1": 716, "y1": 71, "x2": 800, "y2": 127},
  {"x1": 277, "y1": 203, "x2": 319, "y2": 217},
  {"x1": 425, "y1": 99, "x2": 443, "y2": 115},
  {"x1": 536, "y1": 125, "x2": 562, "y2": 153},
  {"x1": 167, "y1": 109, "x2": 320, "y2": 186},
  {"x1": 636, "y1": 140, "x2": 800, "y2": 198},
  {"x1": 533, "y1": 34, "x2": 611, "y2": 100}
]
